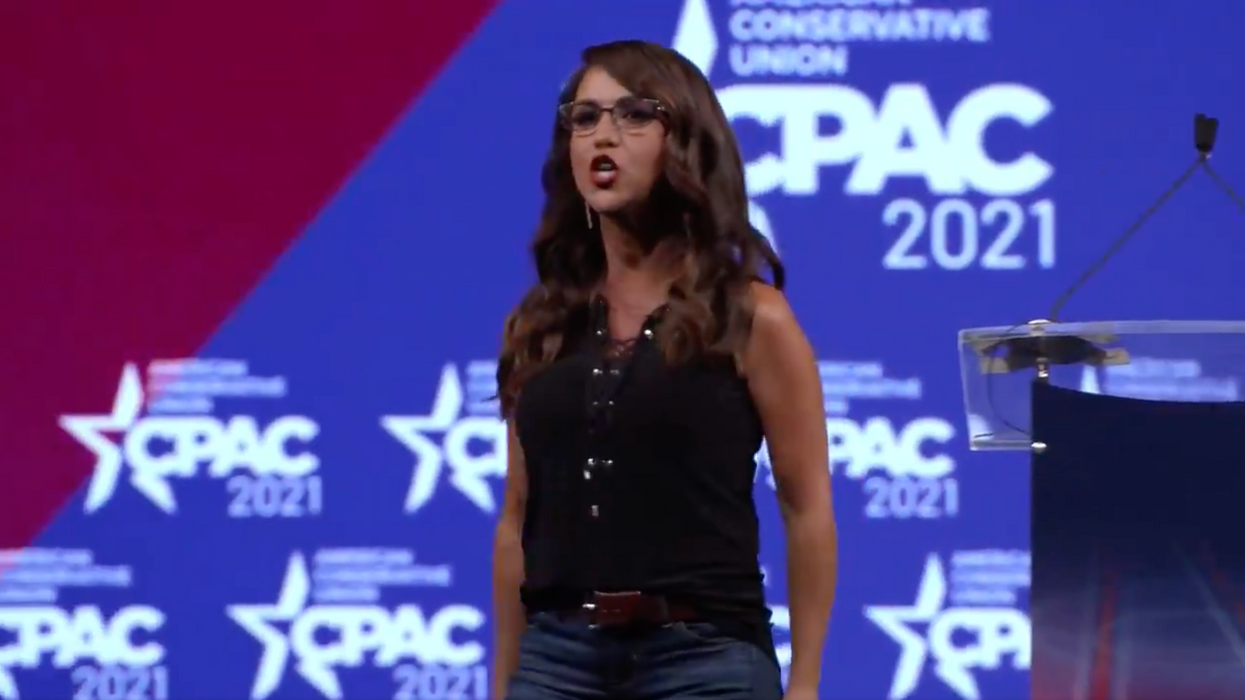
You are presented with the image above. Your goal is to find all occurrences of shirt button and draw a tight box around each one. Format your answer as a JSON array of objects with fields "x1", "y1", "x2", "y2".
[
  {"x1": 592, "y1": 367, "x2": 603, "y2": 376},
  {"x1": 609, "y1": 368, "x2": 621, "y2": 376},
  {"x1": 583, "y1": 470, "x2": 592, "y2": 480},
  {"x1": 586, "y1": 458, "x2": 597, "y2": 467},
  {"x1": 603, "y1": 459, "x2": 614, "y2": 468},
  {"x1": 591, "y1": 505, "x2": 600, "y2": 518}
]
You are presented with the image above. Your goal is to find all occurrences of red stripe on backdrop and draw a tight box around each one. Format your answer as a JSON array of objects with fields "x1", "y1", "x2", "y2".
[
  {"x1": 1087, "y1": 557, "x2": 1118, "y2": 700},
  {"x1": 0, "y1": 0, "x2": 499, "y2": 548}
]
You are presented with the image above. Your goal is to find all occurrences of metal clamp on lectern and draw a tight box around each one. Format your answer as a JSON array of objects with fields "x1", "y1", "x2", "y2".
[{"x1": 970, "y1": 320, "x2": 1131, "y2": 382}]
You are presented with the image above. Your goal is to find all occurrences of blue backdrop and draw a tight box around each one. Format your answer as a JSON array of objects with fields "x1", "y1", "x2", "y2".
[{"x1": 9, "y1": 1, "x2": 1245, "y2": 699}]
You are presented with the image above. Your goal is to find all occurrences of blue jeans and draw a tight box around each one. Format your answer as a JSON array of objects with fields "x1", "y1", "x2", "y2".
[{"x1": 505, "y1": 612, "x2": 783, "y2": 699}]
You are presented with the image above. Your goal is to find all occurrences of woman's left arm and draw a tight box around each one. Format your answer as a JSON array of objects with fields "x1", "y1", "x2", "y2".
[{"x1": 744, "y1": 283, "x2": 837, "y2": 696}]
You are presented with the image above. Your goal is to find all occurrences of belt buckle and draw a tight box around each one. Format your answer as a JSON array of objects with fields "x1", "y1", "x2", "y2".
[{"x1": 584, "y1": 591, "x2": 645, "y2": 629}]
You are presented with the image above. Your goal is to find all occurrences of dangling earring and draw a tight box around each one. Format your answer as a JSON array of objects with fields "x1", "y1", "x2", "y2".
[{"x1": 585, "y1": 201, "x2": 594, "y2": 229}]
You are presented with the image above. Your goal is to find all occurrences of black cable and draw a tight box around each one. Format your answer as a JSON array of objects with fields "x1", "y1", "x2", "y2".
[
  {"x1": 979, "y1": 114, "x2": 1245, "y2": 445},
  {"x1": 1201, "y1": 160, "x2": 1245, "y2": 215},
  {"x1": 1047, "y1": 159, "x2": 1203, "y2": 322},
  {"x1": 1047, "y1": 114, "x2": 1242, "y2": 322},
  {"x1": 980, "y1": 321, "x2": 1033, "y2": 445}
]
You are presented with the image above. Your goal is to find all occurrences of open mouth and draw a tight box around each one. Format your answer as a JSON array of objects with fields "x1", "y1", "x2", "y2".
[{"x1": 590, "y1": 155, "x2": 618, "y2": 187}]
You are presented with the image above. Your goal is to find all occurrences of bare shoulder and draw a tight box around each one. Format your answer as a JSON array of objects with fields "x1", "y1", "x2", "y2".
[
  {"x1": 744, "y1": 281, "x2": 811, "y2": 370},
  {"x1": 748, "y1": 281, "x2": 800, "y2": 338}
]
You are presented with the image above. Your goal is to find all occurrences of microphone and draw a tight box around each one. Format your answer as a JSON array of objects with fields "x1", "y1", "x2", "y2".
[
  {"x1": 978, "y1": 115, "x2": 1245, "y2": 441},
  {"x1": 1047, "y1": 114, "x2": 1245, "y2": 322}
]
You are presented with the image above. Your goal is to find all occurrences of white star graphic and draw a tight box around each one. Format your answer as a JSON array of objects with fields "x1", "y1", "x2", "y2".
[
  {"x1": 0, "y1": 662, "x2": 18, "y2": 699},
  {"x1": 58, "y1": 364, "x2": 148, "y2": 513},
  {"x1": 672, "y1": 0, "x2": 719, "y2": 75},
  {"x1": 227, "y1": 553, "x2": 313, "y2": 700},
  {"x1": 770, "y1": 604, "x2": 792, "y2": 675},
  {"x1": 381, "y1": 364, "x2": 499, "y2": 514},
  {"x1": 865, "y1": 554, "x2": 949, "y2": 700}
]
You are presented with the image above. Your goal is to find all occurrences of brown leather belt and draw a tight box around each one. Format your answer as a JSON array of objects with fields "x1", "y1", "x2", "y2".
[{"x1": 552, "y1": 591, "x2": 699, "y2": 628}]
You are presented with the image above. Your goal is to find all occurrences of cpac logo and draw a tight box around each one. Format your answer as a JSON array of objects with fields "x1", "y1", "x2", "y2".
[
  {"x1": 865, "y1": 555, "x2": 1030, "y2": 700},
  {"x1": 0, "y1": 605, "x2": 166, "y2": 700},
  {"x1": 228, "y1": 554, "x2": 484, "y2": 700},
  {"x1": 672, "y1": 0, "x2": 1053, "y2": 199},
  {"x1": 719, "y1": 83, "x2": 1050, "y2": 198},
  {"x1": 756, "y1": 417, "x2": 955, "y2": 485},
  {"x1": 59, "y1": 364, "x2": 320, "y2": 513},
  {"x1": 830, "y1": 416, "x2": 955, "y2": 480},
  {"x1": 382, "y1": 364, "x2": 506, "y2": 515}
]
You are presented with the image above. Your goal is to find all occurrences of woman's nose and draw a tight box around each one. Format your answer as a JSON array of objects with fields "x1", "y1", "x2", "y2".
[{"x1": 593, "y1": 114, "x2": 621, "y2": 145}]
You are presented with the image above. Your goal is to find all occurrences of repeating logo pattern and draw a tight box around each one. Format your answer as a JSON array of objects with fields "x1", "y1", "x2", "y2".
[
  {"x1": 866, "y1": 552, "x2": 1030, "y2": 700},
  {"x1": 0, "y1": 549, "x2": 168, "y2": 700},
  {"x1": 19, "y1": 1, "x2": 1245, "y2": 698},
  {"x1": 60, "y1": 361, "x2": 321, "y2": 518}
]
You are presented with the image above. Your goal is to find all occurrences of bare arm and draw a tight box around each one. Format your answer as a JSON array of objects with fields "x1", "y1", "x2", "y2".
[
  {"x1": 744, "y1": 283, "x2": 837, "y2": 694},
  {"x1": 492, "y1": 419, "x2": 528, "y2": 698}
]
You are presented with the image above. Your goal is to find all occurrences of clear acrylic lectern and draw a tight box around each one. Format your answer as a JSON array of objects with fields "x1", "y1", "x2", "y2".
[
  {"x1": 956, "y1": 115, "x2": 1245, "y2": 699},
  {"x1": 958, "y1": 319, "x2": 1245, "y2": 699},
  {"x1": 957, "y1": 319, "x2": 1245, "y2": 451}
]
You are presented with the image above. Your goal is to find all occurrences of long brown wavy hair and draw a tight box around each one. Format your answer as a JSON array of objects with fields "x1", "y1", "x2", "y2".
[{"x1": 498, "y1": 40, "x2": 783, "y2": 417}]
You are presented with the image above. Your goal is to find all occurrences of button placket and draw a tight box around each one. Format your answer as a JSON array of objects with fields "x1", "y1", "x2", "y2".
[
  {"x1": 585, "y1": 353, "x2": 608, "y2": 520},
  {"x1": 585, "y1": 353, "x2": 622, "y2": 520},
  {"x1": 583, "y1": 300, "x2": 660, "y2": 523}
]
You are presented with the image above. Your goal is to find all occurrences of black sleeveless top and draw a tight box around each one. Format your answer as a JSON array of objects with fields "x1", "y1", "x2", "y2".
[{"x1": 513, "y1": 298, "x2": 774, "y2": 656}]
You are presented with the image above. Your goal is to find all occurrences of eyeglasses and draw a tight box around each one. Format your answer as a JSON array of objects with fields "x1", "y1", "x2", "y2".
[{"x1": 558, "y1": 96, "x2": 665, "y2": 134}]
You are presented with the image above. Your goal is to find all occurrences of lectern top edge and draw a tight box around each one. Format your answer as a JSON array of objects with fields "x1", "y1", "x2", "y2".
[{"x1": 959, "y1": 319, "x2": 1245, "y2": 343}]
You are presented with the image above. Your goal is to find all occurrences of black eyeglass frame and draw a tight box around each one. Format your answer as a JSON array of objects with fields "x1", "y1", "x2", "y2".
[{"x1": 557, "y1": 97, "x2": 668, "y2": 134}]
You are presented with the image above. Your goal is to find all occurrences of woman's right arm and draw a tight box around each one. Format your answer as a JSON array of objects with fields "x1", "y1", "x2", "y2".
[{"x1": 491, "y1": 419, "x2": 528, "y2": 698}]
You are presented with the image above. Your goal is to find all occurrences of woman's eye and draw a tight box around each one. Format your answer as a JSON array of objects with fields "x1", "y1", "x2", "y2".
[{"x1": 571, "y1": 108, "x2": 600, "y2": 127}]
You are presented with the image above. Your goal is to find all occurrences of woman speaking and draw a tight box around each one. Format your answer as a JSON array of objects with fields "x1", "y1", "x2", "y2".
[{"x1": 492, "y1": 40, "x2": 837, "y2": 700}]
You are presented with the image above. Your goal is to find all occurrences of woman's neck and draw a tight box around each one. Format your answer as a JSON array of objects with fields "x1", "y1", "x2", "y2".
[{"x1": 598, "y1": 216, "x2": 681, "y2": 307}]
